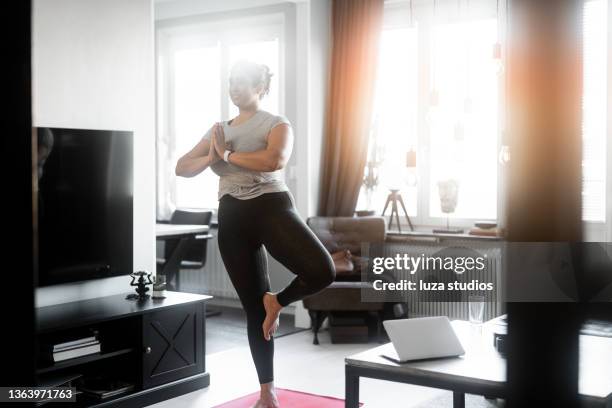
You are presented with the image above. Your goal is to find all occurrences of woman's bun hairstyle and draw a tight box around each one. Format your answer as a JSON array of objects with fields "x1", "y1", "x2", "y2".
[
  {"x1": 258, "y1": 64, "x2": 272, "y2": 99},
  {"x1": 231, "y1": 59, "x2": 273, "y2": 100}
]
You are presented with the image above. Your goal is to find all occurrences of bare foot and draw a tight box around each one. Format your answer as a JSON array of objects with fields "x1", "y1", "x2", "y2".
[
  {"x1": 256, "y1": 393, "x2": 279, "y2": 408},
  {"x1": 332, "y1": 249, "x2": 354, "y2": 273},
  {"x1": 331, "y1": 249, "x2": 351, "y2": 260},
  {"x1": 252, "y1": 398, "x2": 278, "y2": 408},
  {"x1": 262, "y1": 292, "x2": 282, "y2": 341},
  {"x1": 256, "y1": 383, "x2": 280, "y2": 408}
]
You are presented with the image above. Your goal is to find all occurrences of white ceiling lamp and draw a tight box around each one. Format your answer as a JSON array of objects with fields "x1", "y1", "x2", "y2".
[
  {"x1": 493, "y1": 0, "x2": 505, "y2": 74},
  {"x1": 463, "y1": 0, "x2": 473, "y2": 114},
  {"x1": 498, "y1": 0, "x2": 509, "y2": 167},
  {"x1": 409, "y1": 0, "x2": 414, "y2": 28}
]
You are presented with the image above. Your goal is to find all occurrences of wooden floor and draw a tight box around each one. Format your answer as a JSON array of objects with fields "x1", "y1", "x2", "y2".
[{"x1": 147, "y1": 327, "x2": 463, "y2": 408}]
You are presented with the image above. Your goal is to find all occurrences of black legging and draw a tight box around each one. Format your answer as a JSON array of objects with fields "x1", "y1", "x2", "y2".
[{"x1": 217, "y1": 190, "x2": 336, "y2": 384}]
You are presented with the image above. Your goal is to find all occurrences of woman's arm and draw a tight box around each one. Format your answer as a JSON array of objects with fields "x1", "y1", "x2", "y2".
[
  {"x1": 175, "y1": 125, "x2": 221, "y2": 177},
  {"x1": 214, "y1": 123, "x2": 293, "y2": 172}
]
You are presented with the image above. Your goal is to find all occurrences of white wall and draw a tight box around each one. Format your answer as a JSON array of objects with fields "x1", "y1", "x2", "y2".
[{"x1": 33, "y1": 0, "x2": 156, "y2": 307}]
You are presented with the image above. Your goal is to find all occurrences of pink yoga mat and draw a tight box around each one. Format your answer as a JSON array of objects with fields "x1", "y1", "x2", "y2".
[{"x1": 212, "y1": 388, "x2": 364, "y2": 408}]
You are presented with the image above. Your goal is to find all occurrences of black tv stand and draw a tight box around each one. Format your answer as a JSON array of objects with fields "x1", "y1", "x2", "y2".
[{"x1": 36, "y1": 291, "x2": 212, "y2": 407}]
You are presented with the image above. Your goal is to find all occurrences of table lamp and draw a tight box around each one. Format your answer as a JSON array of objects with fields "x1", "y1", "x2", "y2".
[{"x1": 381, "y1": 148, "x2": 417, "y2": 232}]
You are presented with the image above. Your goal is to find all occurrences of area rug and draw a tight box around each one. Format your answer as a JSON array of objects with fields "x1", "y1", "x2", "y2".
[{"x1": 212, "y1": 388, "x2": 364, "y2": 408}]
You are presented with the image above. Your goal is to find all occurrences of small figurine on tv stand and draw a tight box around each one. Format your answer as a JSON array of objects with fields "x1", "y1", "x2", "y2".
[{"x1": 126, "y1": 270, "x2": 154, "y2": 300}]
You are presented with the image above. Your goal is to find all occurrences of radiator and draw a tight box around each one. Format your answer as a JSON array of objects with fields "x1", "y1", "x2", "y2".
[
  {"x1": 383, "y1": 240, "x2": 504, "y2": 321},
  {"x1": 178, "y1": 232, "x2": 239, "y2": 300},
  {"x1": 176, "y1": 235, "x2": 505, "y2": 321}
]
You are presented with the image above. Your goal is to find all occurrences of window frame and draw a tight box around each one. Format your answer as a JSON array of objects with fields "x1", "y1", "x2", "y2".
[
  {"x1": 371, "y1": 0, "x2": 506, "y2": 229},
  {"x1": 582, "y1": 0, "x2": 610, "y2": 241},
  {"x1": 378, "y1": 0, "x2": 610, "y2": 234}
]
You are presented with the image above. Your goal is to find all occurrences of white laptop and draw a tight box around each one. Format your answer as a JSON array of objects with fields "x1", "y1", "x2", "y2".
[{"x1": 382, "y1": 316, "x2": 465, "y2": 363}]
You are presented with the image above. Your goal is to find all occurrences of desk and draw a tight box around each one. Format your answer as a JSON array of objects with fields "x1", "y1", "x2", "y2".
[
  {"x1": 156, "y1": 224, "x2": 210, "y2": 238},
  {"x1": 345, "y1": 320, "x2": 612, "y2": 408},
  {"x1": 156, "y1": 224, "x2": 211, "y2": 291}
]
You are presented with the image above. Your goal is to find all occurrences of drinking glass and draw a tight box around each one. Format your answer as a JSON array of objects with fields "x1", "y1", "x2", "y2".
[
  {"x1": 153, "y1": 274, "x2": 167, "y2": 299},
  {"x1": 154, "y1": 274, "x2": 166, "y2": 288},
  {"x1": 469, "y1": 295, "x2": 485, "y2": 324}
]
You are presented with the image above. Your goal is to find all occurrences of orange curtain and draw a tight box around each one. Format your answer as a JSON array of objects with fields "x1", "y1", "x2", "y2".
[{"x1": 317, "y1": 0, "x2": 384, "y2": 216}]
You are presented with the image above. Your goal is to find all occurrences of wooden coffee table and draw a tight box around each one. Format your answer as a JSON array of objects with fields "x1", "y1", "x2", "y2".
[{"x1": 345, "y1": 320, "x2": 612, "y2": 408}]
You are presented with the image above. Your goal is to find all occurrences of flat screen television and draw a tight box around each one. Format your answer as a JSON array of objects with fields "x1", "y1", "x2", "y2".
[{"x1": 35, "y1": 127, "x2": 133, "y2": 286}]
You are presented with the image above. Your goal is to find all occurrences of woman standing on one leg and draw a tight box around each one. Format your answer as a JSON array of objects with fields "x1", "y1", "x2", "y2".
[{"x1": 175, "y1": 60, "x2": 336, "y2": 408}]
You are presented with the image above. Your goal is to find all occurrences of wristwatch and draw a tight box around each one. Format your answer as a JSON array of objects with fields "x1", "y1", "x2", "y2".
[{"x1": 223, "y1": 150, "x2": 233, "y2": 162}]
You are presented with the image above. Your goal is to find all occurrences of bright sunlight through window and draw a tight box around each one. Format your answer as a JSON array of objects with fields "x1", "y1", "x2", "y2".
[
  {"x1": 357, "y1": 17, "x2": 500, "y2": 224},
  {"x1": 357, "y1": 27, "x2": 419, "y2": 215},
  {"x1": 173, "y1": 45, "x2": 221, "y2": 210},
  {"x1": 582, "y1": 0, "x2": 608, "y2": 223},
  {"x1": 428, "y1": 19, "x2": 499, "y2": 220}
]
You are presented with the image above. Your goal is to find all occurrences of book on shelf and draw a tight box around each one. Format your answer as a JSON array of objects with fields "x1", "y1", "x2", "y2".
[
  {"x1": 53, "y1": 330, "x2": 99, "y2": 352},
  {"x1": 76, "y1": 377, "x2": 135, "y2": 400},
  {"x1": 35, "y1": 373, "x2": 83, "y2": 406},
  {"x1": 38, "y1": 372, "x2": 83, "y2": 387},
  {"x1": 53, "y1": 342, "x2": 101, "y2": 362},
  {"x1": 54, "y1": 339, "x2": 100, "y2": 352}
]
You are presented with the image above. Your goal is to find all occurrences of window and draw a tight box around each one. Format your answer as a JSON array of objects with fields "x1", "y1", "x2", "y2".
[
  {"x1": 357, "y1": 27, "x2": 419, "y2": 215},
  {"x1": 428, "y1": 19, "x2": 499, "y2": 220},
  {"x1": 359, "y1": 0, "x2": 609, "y2": 227},
  {"x1": 358, "y1": 1, "x2": 502, "y2": 226},
  {"x1": 582, "y1": 0, "x2": 608, "y2": 223},
  {"x1": 157, "y1": 17, "x2": 283, "y2": 212},
  {"x1": 173, "y1": 45, "x2": 222, "y2": 210}
]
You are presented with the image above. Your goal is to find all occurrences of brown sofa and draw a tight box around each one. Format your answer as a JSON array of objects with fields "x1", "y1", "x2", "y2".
[{"x1": 303, "y1": 216, "x2": 407, "y2": 344}]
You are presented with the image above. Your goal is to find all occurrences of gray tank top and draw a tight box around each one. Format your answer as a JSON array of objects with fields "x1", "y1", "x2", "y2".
[{"x1": 202, "y1": 110, "x2": 291, "y2": 200}]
